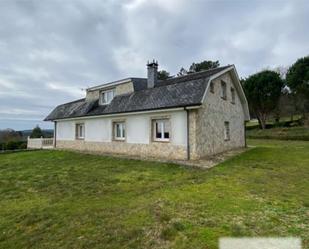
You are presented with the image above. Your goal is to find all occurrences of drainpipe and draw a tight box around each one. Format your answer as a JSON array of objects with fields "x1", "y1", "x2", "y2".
[
  {"x1": 185, "y1": 108, "x2": 190, "y2": 160},
  {"x1": 54, "y1": 121, "x2": 57, "y2": 148}
]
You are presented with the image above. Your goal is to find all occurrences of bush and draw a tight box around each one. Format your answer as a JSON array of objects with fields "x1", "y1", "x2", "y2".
[{"x1": 2, "y1": 141, "x2": 27, "y2": 151}]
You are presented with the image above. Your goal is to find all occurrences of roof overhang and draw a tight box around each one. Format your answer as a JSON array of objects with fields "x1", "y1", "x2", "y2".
[{"x1": 51, "y1": 105, "x2": 202, "y2": 122}]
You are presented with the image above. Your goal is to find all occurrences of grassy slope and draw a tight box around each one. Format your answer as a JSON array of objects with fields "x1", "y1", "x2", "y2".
[
  {"x1": 247, "y1": 126, "x2": 309, "y2": 140},
  {"x1": 0, "y1": 140, "x2": 308, "y2": 249}
]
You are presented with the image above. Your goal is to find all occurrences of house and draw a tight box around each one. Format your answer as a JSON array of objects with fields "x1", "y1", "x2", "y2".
[{"x1": 44, "y1": 61, "x2": 250, "y2": 160}]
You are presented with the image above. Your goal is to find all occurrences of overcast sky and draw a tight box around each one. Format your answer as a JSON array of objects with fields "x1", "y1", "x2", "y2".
[{"x1": 0, "y1": 0, "x2": 308, "y2": 130}]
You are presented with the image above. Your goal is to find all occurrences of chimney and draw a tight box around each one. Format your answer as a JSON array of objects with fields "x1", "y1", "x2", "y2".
[{"x1": 147, "y1": 59, "x2": 158, "y2": 88}]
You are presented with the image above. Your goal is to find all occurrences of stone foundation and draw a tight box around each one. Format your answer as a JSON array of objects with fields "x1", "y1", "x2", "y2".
[{"x1": 56, "y1": 140, "x2": 187, "y2": 160}]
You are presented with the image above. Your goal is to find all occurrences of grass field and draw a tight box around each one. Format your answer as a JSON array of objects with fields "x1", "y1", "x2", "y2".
[
  {"x1": 0, "y1": 140, "x2": 308, "y2": 249},
  {"x1": 247, "y1": 126, "x2": 309, "y2": 140}
]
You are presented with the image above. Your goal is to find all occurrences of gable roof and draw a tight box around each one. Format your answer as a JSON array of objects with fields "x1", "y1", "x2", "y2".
[{"x1": 44, "y1": 65, "x2": 249, "y2": 121}]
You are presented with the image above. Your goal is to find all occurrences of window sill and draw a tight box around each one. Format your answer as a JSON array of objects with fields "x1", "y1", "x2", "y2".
[
  {"x1": 153, "y1": 139, "x2": 170, "y2": 143},
  {"x1": 113, "y1": 138, "x2": 126, "y2": 142}
]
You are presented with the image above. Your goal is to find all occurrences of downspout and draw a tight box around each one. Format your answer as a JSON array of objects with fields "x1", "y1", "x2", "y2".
[
  {"x1": 54, "y1": 121, "x2": 57, "y2": 148},
  {"x1": 185, "y1": 108, "x2": 190, "y2": 160}
]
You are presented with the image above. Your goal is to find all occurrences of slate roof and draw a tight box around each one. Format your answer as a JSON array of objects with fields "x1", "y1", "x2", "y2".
[{"x1": 44, "y1": 66, "x2": 231, "y2": 121}]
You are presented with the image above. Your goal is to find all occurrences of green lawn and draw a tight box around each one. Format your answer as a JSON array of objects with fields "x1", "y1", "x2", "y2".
[
  {"x1": 0, "y1": 140, "x2": 308, "y2": 249},
  {"x1": 247, "y1": 126, "x2": 309, "y2": 140}
]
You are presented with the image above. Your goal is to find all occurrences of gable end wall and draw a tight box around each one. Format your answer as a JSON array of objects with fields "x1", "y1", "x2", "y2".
[{"x1": 193, "y1": 71, "x2": 245, "y2": 158}]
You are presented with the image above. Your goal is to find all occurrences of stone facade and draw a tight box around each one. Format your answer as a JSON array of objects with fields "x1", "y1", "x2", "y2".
[
  {"x1": 86, "y1": 81, "x2": 134, "y2": 101},
  {"x1": 190, "y1": 71, "x2": 245, "y2": 158},
  {"x1": 115, "y1": 82, "x2": 134, "y2": 95},
  {"x1": 85, "y1": 90, "x2": 100, "y2": 101},
  {"x1": 57, "y1": 140, "x2": 187, "y2": 160}
]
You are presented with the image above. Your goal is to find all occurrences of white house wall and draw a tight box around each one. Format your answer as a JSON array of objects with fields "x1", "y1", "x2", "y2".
[
  {"x1": 56, "y1": 110, "x2": 187, "y2": 146},
  {"x1": 56, "y1": 121, "x2": 75, "y2": 140}
]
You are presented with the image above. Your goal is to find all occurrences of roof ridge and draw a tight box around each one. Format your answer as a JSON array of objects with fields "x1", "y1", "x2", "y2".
[{"x1": 163, "y1": 65, "x2": 232, "y2": 82}]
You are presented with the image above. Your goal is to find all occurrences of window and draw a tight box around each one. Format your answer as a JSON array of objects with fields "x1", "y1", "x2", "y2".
[
  {"x1": 113, "y1": 121, "x2": 125, "y2": 140},
  {"x1": 221, "y1": 81, "x2": 227, "y2": 100},
  {"x1": 224, "y1": 121, "x2": 230, "y2": 141},
  {"x1": 76, "y1": 123, "x2": 85, "y2": 139},
  {"x1": 153, "y1": 119, "x2": 170, "y2": 142},
  {"x1": 210, "y1": 82, "x2": 214, "y2": 93},
  {"x1": 100, "y1": 89, "x2": 115, "y2": 105},
  {"x1": 231, "y1": 88, "x2": 235, "y2": 104}
]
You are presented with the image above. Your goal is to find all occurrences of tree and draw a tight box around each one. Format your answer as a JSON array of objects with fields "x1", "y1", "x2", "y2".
[
  {"x1": 177, "y1": 67, "x2": 188, "y2": 76},
  {"x1": 286, "y1": 56, "x2": 309, "y2": 119},
  {"x1": 157, "y1": 70, "x2": 170, "y2": 80},
  {"x1": 188, "y1": 60, "x2": 220, "y2": 73},
  {"x1": 0, "y1": 129, "x2": 22, "y2": 143},
  {"x1": 243, "y1": 70, "x2": 284, "y2": 129},
  {"x1": 30, "y1": 125, "x2": 44, "y2": 138}
]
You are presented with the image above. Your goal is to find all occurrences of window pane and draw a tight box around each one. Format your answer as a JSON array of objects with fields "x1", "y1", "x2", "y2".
[
  {"x1": 76, "y1": 124, "x2": 84, "y2": 138},
  {"x1": 153, "y1": 119, "x2": 170, "y2": 140},
  {"x1": 156, "y1": 121, "x2": 162, "y2": 138},
  {"x1": 107, "y1": 91, "x2": 112, "y2": 102},
  {"x1": 114, "y1": 122, "x2": 125, "y2": 139},
  {"x1": 101, "y1": 90, "x2": 114, "y2": 104},
  {"x1": 116, "y1": 124, "x2": 121, "y2": 137},
  {"x1": 221, "y1": 82, "x2": 227, "y2": 99},
  {"x1": 231, "y1": 88, "x2": 235, "y2": 102},
  {"x1": 163, "y1": 120, "x2": 170, "y2": 139},
  {"x1": 224, "y1": 122, "x2": 230, "y2": 140},
  {"x1": 122, "y1": 123, "x2": 125, "y2": 138}
]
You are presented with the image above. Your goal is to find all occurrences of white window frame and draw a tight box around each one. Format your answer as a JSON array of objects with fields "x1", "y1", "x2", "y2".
[
  {"x1": 76, "y1": 123, "x2": 85, "y2": 140},
  {"x1": 221, "y1": 80, "x2": 227, "y2": 100},
  {"x1": 231, "y1": 87, "x2": 235, "y2": 104},
  {"x1": 152, "y1": 119, "x2": 171, "y2": 142},
  {"x1": 100, "y1": 89, "x2": 115, "y2": 105},
  {"x1": 224, "y1": 121, "x2": 230, "y2": 141},
  {"x1": 113, "y1": 121, "x2": 126, "y2": 141}
]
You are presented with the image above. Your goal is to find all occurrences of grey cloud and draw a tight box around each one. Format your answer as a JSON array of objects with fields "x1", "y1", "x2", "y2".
[{"x1": 0, "y1": 0, "x2": 308, "y2": 129}]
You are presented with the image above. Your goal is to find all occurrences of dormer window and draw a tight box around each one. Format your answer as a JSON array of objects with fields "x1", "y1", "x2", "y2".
[{"x1": 100, "y1": 89, "x2": 115, "y2": 105}]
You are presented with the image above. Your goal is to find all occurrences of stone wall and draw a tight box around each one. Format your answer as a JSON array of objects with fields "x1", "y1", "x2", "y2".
[
  {"x1": 188, "y1": 109, "x2": 199, "y2": 160},
  {"x1": 57, "y1": 140, "x2": 187, "y2": 160},
  {"x1": 86, "y1": 81, "x2": 134, "y2": 101},
  {"x1": 115, "y1": 82, "x2": 134, "y2": 95},
  {"x1": 193, "y1": 71, "x2": 245, "y2": 158},
  {"x1": 85, "y1": 90, "x2": 100, "y2": 101}
]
